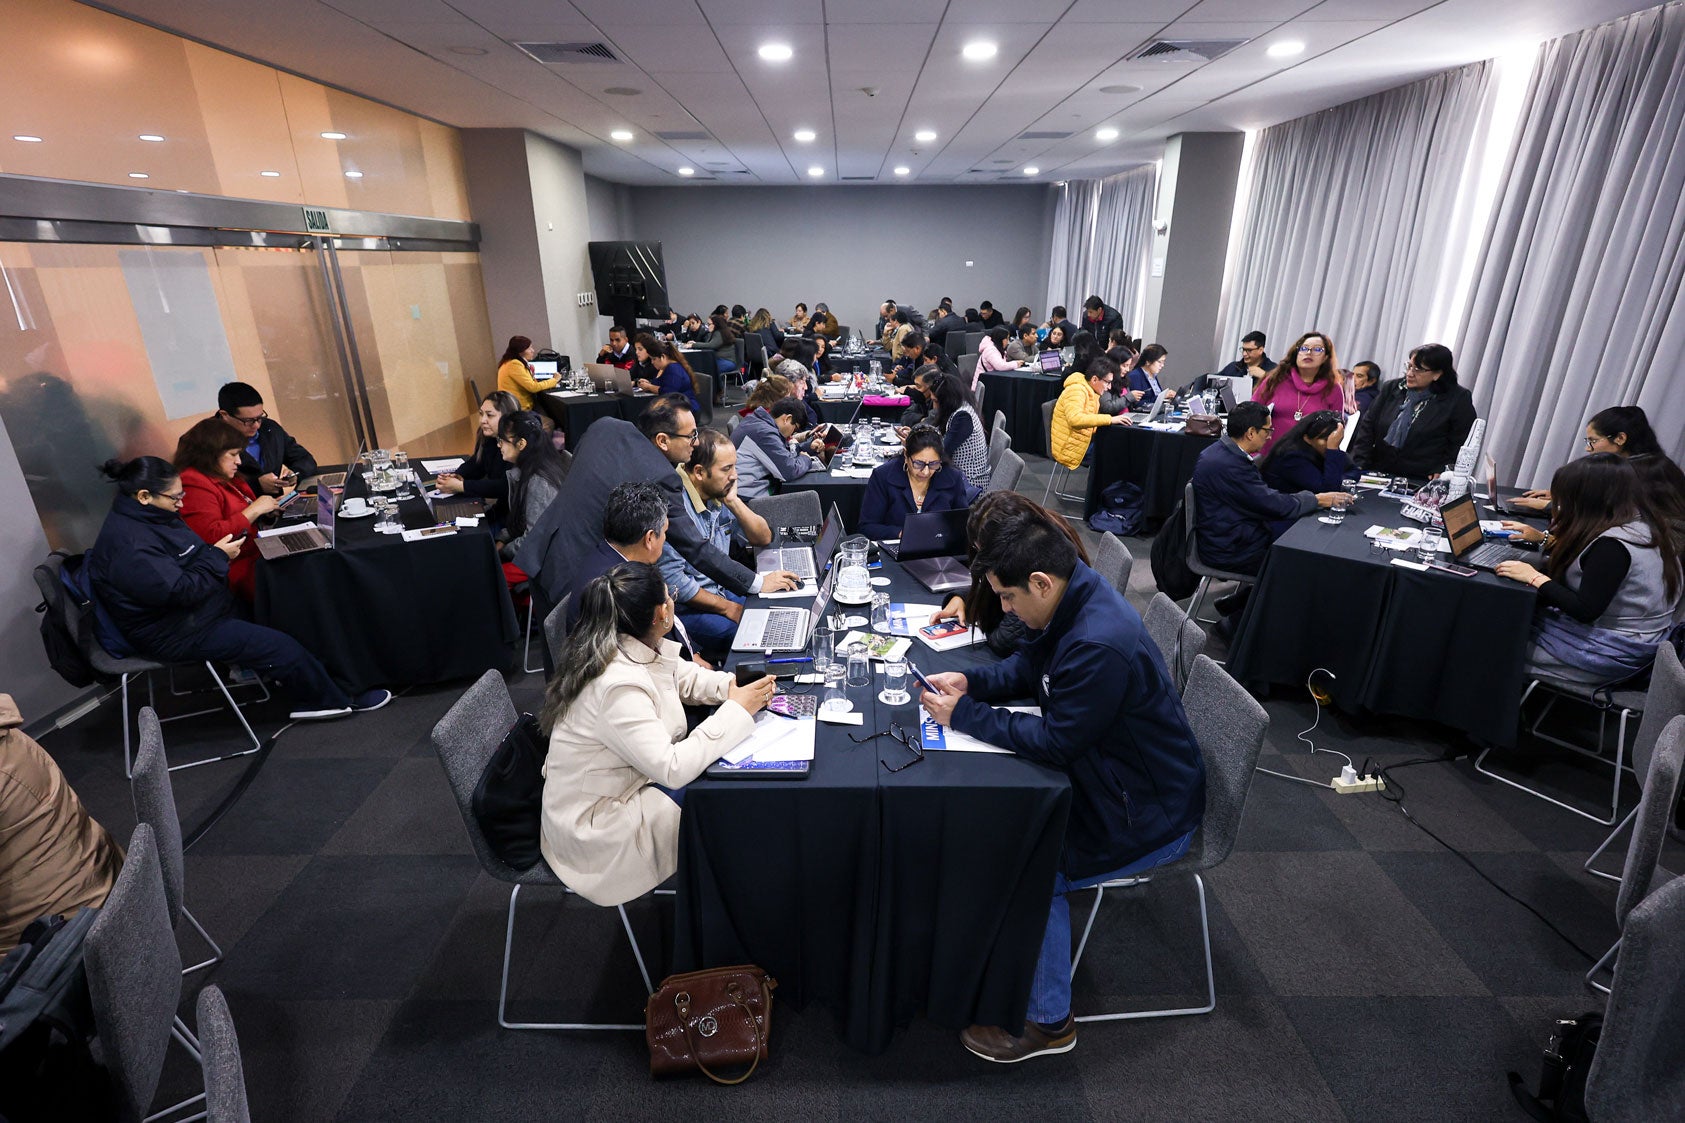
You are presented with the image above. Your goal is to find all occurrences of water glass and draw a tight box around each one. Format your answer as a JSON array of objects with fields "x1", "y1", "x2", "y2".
[
  {"x1": 870, "y1": 593, "x2": 892, "y2": 634},
  {"x1": 1328, "y1": 498, "x2": 1349, "y2": 525},
  {"x1": 847, "y1": 648, "x2": 872, "y2": 689},
  {"x1": 812, "y1": 625, "x2": 835, "y2": 675},
  {"x1": 821, "y1": 664, "x2": 851, "y2": 713},
  {"x1": 1415, "y1": 532, "x2": 1438, "y2": 565},
  {"x1": 881, "y1": 659, "x2": 910, "y2": 706}
]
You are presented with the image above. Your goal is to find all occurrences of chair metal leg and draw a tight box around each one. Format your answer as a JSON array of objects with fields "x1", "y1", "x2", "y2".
[
  {"x1": 496, "y1": 883, "x2": 644, "y2": 1031},
  {"x1": 1582, "y1": 807, "x2": 1637, "y2": 884},
  {"x1": 522, "y1": 597, "x2": 543, "y2": 674},
  {"x1": 142, "y1": 1025, "x2": 207, "y2": 1122},
  {"x1": 1585, "y1": 937, "x2": 1619, "y2": 995},
  {"x1": 180, "y1": 906, "x2": 224, "y2": 976},
  {"x1": 1473, "y1": 694, "x2": 1637, "y2": 826},
  {"x1": 1074, "y1": 873, "x2": 1217, "y2": 1023}
]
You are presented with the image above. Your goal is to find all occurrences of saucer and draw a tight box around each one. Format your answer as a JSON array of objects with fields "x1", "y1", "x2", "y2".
[{"x1": 337, "y1": 507, "x2": 377, "y2": 519}]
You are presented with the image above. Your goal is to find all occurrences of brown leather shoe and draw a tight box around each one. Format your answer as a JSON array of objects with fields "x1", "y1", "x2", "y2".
[{"x1": 960, "y1": 1016, "x2": 1077, "y2": 1063}]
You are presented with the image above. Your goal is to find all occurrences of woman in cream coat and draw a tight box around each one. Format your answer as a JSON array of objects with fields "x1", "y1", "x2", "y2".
[{"x1": 539, "y1": 562, "x2": 776, "y2": 907}]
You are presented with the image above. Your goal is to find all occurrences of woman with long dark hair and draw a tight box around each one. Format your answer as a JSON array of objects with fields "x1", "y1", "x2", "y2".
[
  {"x1": 174, "y1": 417, "x2": 280, "y2": 601},
  {"x1": 858, "y1": 425, "x2": 979, "y2": 540},
  {"x1": 1067, "y1": 330, "x2": 1100, "y2": 378},
  {"x1": 538, "y1": 562, "x2": 774, "y2": 906},
  {"x1": 435, "y1": 390, "x2": 519, "y2": 523},
  {"x1": 699, "y1": 313, "x2": 739, "y2": 379},
  {"x1": 1252, "y1": 330, "x2": 1346, "y2": 455},
  {"x1": 496, "y1": 335, "x2": 544, "y2": 409},
  {"x1": 974, "y1": 326, "x2": 1025, "y2": 387},
  {"x1": 1259, "y1": 410, "x2": 1351, "y2": 495},
  {"x1": 1349, "y1": 342, "x2": 1476, "y2": 478},
  {"x1": 1516, "y1": 406, "x2": 1685, "y2": 538},
  {"x1": 1495, "y1": 454, "x2": 1682, "y2": 684},
  {"x1": 495, "y1": 410, "x2": 566, "y2": 570},
  {"x1": 929, "y1": 372, "x2": 990, "y2": 489},
  {"x1": 633, "y1": 336, "x2": 700, "y2": 413}
]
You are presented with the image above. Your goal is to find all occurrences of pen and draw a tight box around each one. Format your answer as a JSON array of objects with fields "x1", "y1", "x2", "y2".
[{"x1": 767, "y1": 656, "x2": 813, "y2": 664}]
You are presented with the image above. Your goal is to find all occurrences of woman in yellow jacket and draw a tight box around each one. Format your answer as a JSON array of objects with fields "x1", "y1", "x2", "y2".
[
  {"x1": 1049, "y1": 358, "x2": 1131, "y2": 469},
  {"x1": 496, "y1": 335, "x2": 545, "y2": 409}
]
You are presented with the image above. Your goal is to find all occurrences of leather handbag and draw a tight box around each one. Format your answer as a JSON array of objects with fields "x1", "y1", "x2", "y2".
[
  {"x1": 646, "y1": 966, "x2": 776, "y2": 1084},
  {"x1": 470, "y1": 713, "x2": 546, "y2": 871},
  {"x1": 1184, "y1": 413, "x2": 1223, "y2": 437}
]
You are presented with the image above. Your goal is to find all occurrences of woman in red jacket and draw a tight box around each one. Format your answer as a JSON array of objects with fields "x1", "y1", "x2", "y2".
[{"x1": 173, "y1": 417, "x2": 285, "y2": 600}]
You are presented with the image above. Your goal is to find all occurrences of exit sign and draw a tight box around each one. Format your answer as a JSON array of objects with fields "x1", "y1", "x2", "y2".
[{"x1": 302, "y1": 207, "x2": 333, "y2": 233}]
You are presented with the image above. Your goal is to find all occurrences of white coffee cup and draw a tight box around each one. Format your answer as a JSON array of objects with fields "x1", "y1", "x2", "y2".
[{"x1": 341, "y1": 497, "x2": 369, "y2": 515}]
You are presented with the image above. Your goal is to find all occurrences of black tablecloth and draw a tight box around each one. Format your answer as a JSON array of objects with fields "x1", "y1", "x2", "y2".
[
  {"x1": 674, "y1": 557, "x2": 1071, "y2": 1053},
  {"x1": 1084, "y1": 424, "x2": 1217, "y2": 524},
  {"x1": 776, "y1": 462, "x2": 872, "y2": 531},
  {"x1": 534, "y1": 390, "x2": 644, "y2": 449},
  {"x1": 254, "y1": 485, "x2": 518, "y2": 693},
  {"x1": 813, "y1": 395, "x2": 910, "y2": 426},
  {"x1": 977, "y1": 369, "x2": 1064, "y2": 458},
  {"x1": 1226, "y1": 492, "x2": 1544, "y2": 746}
]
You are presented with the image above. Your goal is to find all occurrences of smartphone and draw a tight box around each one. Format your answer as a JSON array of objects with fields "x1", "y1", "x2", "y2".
[
  {"x1": 906, "y1": 661, "x2": 941, "y2": 695},
  {"x1": 1427, "y1": 560, "x2": 1477, "y2": 577},
  {"x1": 275, "y1": 489, "x2": 306, "y2": 509}
]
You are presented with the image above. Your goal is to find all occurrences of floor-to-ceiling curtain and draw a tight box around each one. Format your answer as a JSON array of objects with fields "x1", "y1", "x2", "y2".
[
  {"x1": 1218, "y1": 61, "x2": 1494, "y2": 373},
  {"x1": 1045, "y1": 167, "x2": 1154, "y2": 329},
  {"x1": 1458, "y1": 2, "x2": 1685, "y2": 485}
]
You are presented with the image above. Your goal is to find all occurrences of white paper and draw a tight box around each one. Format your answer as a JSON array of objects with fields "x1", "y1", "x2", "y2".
[
  {"x1": 816, "y1": 709, "x2": 865, "y2": 726},
  {"x1": 918, "y1": 705, "x2": 1029, "y2": 754},
  {"x1": 454, "y1": 516, "x2": 481, "y2": 528},
  {"x1": 759, "y1": 584, "x2": 817, "y2": 600},
  {"x1": 792, "y1": 673, "x2": 824, "y2": 684},
  {"x1": 420, "y1": 458, "x2": 463, "y2": 474},
  {"x1": 1390, "y1": 558, "x2": 1430, "y2": 571},
  {"x1": 722, "y1": 713, "x2": 816, "y2": 764}
]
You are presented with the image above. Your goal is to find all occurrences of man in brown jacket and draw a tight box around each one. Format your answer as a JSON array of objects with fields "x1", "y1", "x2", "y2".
[{"x1": 0, "y1": 694, "x2": 123, "y2": 953}]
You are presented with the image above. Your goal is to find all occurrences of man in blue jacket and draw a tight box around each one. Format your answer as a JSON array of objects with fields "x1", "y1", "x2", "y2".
[{"x1": 920, "y1": 513, "x2": 1205, "y2": 1062}]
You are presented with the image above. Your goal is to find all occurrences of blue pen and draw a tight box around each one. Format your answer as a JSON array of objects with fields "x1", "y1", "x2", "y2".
[{"x1": 767, "y1": 656, "x2": 813, "y2": 664}]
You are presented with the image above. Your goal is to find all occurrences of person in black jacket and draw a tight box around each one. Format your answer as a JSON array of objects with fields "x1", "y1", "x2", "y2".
[
  {"x1": 928, "y1": 309, "x2": 968, "y2": 356},
  {"x1": 85, "y1": 456, "x2": 388, "y2": 721},
  {"x1": 216, "y1": 382, "x2": 317, "y2": 496},
  {"x1": 920, "y1": 512, "x2": 1204, "y2": 1063},
  {"x1": 1079, "y1": 295, "x2": 1122, "y2": 344},
  {"x1": 1349, "y1": 343, "x2": 1476, "y2": 479},
  {"x1": 976, "y1": 301, "x2": 1004, "y2": 330},
  {"x1": 434, "y1": 390, "x2": 518, "y2": 522}
]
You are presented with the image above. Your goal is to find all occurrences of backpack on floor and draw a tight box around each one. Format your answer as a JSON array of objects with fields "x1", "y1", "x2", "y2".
[
  {"x1": 1507, "y1": 1011, "x2": 1601, "y2": 1123},
  {"x1": 1150, "y1": 499, "x2": 1199, "y2": 601},
  {"x1": 0, "y1": 908, "x2": 116, "y2": 1122},
  {"x1": 1087, "y1": 481, "x2": 1144, "y2": 537}
]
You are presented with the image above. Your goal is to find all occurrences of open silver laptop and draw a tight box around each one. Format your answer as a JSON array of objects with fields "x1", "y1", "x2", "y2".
[
  {"x1": 309, "y1": 437, "x2": 367, "y2": 491},
  {"x1": 733, "y1": 564, "x2": 835, "y2": 652},
  {"x1": 256, "y1": 486, "x2": 336, "y2": 559},
  {"x1": 756, "y1": 503, "x2": 841, "y2": 584}
]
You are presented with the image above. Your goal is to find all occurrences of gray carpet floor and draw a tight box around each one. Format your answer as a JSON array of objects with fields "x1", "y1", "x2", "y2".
[{"x1": 30, "y1": 448, "x2": 1663, "y2": 1122}]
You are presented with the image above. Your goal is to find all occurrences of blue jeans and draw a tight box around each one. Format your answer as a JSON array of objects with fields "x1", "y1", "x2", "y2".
[
  {"x1": 679, "y1": 590, "x2": 744, "y2": 656},
  {"x1": 1026, "y1": 830, "x2": 1195, "y2": 1026},
  {"x1": 715, "y1": 358, "x2": 738, "y2": 376}
]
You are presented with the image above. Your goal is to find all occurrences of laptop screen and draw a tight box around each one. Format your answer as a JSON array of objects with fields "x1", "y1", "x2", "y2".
[
  {"x1": 530, "y1": 360, "x2": 559, "y2": 379},
  {"x1": 807, "y1": 565, "x2": 836, "y2": 635},
  {"x1": 1039, "y1": 350, "x2": 1063, "y2": 372},
  {"x1": 317, "y1": 485, "x2": 337, "y2": 547},
  {"x1": 814, "y1": 504, "x2": 843, "y2": 570},
  {"x1": 1439, "y1": 494, "x2": 1484, "y2": 558}
]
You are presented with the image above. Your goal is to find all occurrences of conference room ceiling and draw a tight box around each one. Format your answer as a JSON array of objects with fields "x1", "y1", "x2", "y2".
[{"x1": 90, "y1": 0, "x2": 1657, "y2": 185}]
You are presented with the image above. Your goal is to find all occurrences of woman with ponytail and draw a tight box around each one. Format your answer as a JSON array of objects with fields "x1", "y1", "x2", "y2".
[{"x1": 538, "y1": 562, "x2": 775, "y2": 906}]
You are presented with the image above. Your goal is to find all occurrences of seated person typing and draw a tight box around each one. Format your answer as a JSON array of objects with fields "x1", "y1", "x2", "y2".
[
  {"x1": 918, "y1": 512, "x2": 1206, "y2": 1062},
  {"x1": 732, "y1": 392, "x2": 825, "y2": 500},
  {"x1": 215, "y1": 381, "x2": 316, "y2": 496},
  {"x1": 434, "y1": 390, "x2": 519, "y2": 523},
  {"x1": 858, "y1": 425, "x2": 979, "y2": 541},
  {"x1": 1126, "y1": 344, "x2": 1176, "y2": 409}
]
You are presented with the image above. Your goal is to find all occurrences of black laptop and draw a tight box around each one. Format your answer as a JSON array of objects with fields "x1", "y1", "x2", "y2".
[{"x1": 886, "y1": 507, "x2": 972, "y2": 592}]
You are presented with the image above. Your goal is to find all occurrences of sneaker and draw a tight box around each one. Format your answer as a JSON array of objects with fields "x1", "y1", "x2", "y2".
[
  {"x1": 960, "y1": 1016, "x2": 1077, "y2": 1063},
  {"x1": 352, "y1": 689, "x2": 393, "y2": 713},
  {"x1": 289, "y1": 704, "x2": 353, "y2": 722}
]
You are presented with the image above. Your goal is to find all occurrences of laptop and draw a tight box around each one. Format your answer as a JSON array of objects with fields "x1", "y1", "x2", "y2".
[
  {"x1": 732, "y1": 563, "x2": 835, "y2": 652},
  {"x1": 310, "y1": 437, "x2": 368, "y2": 491},
  {"x1": 1038, "y1": 349, "x2": 1063, "y2": 374},
  {"x1": 256, "y1": 486, "x2": 337, "y2": 559},
  {"x1": 1218, "y1": 378, "x2": 1240, "y2": 414},
  {"x1": 1439, "y1": 492, "x2": 1535, "y2": 570},
  {"x1": 756, "y1": 503, "x2": 842, "y2": 584},
  {"x1": 895, "y1": 507, "x2": 973, "y2": 592},
  {"x1": 529, "y1": 359, "x2": 559, "y2": 382},
  {"x1": 429, "y1": 494, "x2": 486, "y2": 523},
  {"x1": 1483, "y1": 455, "x2": 1535, "y2": 517}
]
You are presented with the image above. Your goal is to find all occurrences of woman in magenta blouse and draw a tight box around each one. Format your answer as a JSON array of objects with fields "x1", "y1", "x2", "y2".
[{"x1": 1252, "y1": 330, "x2": 1347, "y2": 457}]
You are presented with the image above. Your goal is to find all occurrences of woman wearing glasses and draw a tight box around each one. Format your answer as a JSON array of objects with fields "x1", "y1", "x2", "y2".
[
  {"x1": 1348, "y1": 343, "x2": 1476, "y2": 479},
  {"x1": 84, "y1": 456, "x2": 389, "y2": 721},
  {"x1": 539, "y1": 562, "x2": 774, "y2": 907},
  {"x1": 1511, "y1": 407, "x2": 1685, "y2": 539},
  {"x1": 174, "y1": 416, "x2": 287, "y2": 602},
  {"x1": 1251, "y1": 331, "x2": 1348, "y2": 456},
  {"x1": 858, "y1": 425, "x2": 979, "y2": 541},
  {"x1": 494, "y1": 411, "x2": 567, "y2": 594},
  {"x1": 434, "y1": 390, "x2": 519, "y2": 526}
]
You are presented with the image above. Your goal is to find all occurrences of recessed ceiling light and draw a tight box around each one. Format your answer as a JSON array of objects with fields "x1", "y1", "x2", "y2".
[
  {"x1": 320, "y1": 131, "x2": 347, "y2": 140},
  {"x1": 1267, "y1": 39, "x2": 1305, "y2": 58},
  {"x1": 447, "y1": 46, "x2": 487, "y2": 56},
  {"x1": 793, "y1": 128, "x2": 816, "y2": 143},
  {"x1": 260, "y1": 170, "x2": 281, "y2": 177},
  {"x1": 138, "y1": 134, "x2": 165, "y2": 142},
  {"x1": 677, "y1": 166, "x2": 695, "y2": 176},
  {"x1": 961, "y1": 41, "x2": 998, "y2": 61},
  {"x1": 914, "y1": 129, "x2": 937, "y2": 142},
  {"x1": 128, "y1": 172, "x2": 149, "y2": 179},
  {"x1": 13, "y1": 135, "x2": 43, "y2": 143},
  {"x1": 807, "y1": 166, "x2": 824, "y2": 177},
  {"x1": 893, "y1": 166, "x2": 910, "y2": 176},
  {"x1": 758, "y1": 43, "x2": 793, "y2": 62},
  {"x1": 345, "y1": 170, "x2": 364, "y2": 178},
  {"x1": 1023, "y1": 166, "x2": 1039, "y2": 175},
  {"x1": 610, "y1": 129, "x2": 634, "y2": 141},
  {"x1": 1095, "y1": 126, "x2": 1119, "y2": 141}
]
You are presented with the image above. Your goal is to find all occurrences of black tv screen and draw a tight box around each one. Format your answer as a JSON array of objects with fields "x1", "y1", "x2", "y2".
[{"x1": 587, "y1": 240, "x2": 668, "y2": 324}]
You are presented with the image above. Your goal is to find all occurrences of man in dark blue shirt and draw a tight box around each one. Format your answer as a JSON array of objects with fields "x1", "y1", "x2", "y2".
[{"x1": 215, "y1": 381, "x2": 316, "y2": 497}]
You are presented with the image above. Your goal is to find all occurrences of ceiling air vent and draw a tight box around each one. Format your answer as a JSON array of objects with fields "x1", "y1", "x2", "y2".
[
  {"x1": 1017, "y1": 131, "x2": 1071, "y2": 140},
  {"x1": 514, "y1": 41, "x2": 621, "y2": 64},
  {"x1": 840, "y1": 175, "x2": 874, "y2": 181},
  {"x1": 655, "y1": 130, "x2": 712, "y2": 141},
  {"x1": 1126, "y1": 38, "x2": 1247, "y2": 63}
]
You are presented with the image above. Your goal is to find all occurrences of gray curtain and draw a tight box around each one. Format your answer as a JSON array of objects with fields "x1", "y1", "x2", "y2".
[
  {"x1": 1218, "y1": 61, "x2": 1494, "y2": 374},
  {"x1": 1045, "y1": 168, "x2": 1154, "y2": 328},
  {"x1": 1459, "y1": 2, "x2": 1685, "y2": 485}
]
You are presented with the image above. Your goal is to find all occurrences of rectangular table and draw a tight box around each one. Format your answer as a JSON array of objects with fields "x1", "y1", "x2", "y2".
[
  {"x1": 977, "y1": 369, "x2": 1065, "y2": 458},
  {"x1": 814, "y1": 393, "x2": 909, "y2": 426},
  {"x1": 534, "y1": 389, "x2": 644, "y2": 449},
  {"x1": 1226, "y1": 492, "x2": 1544, "y2": 746},
  {"x1": 1084, "y1": 423, "x2": 1217, "y2": 526},
  {"x1": 673, "y1": 556, "x2": 1071, "y2": 1054}
]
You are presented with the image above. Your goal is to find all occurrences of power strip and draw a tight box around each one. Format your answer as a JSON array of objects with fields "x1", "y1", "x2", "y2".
[{"x1": 1330, "y1": 774, "x2": 1385, "y2": 794}]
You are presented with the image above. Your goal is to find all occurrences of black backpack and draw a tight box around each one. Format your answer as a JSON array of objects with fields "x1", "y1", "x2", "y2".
[
  {"x1": 1508, "y1": 1011, "x2": 1601, "y2": 1122},
  {"x1": 471, "y1": 714, "x2": 547, "y2": 871},
  {"x1": 0, "y1": 908, "x2": 116, "y2": 1122},
  {"x1": 1087, "y1": 481, "x2": 1144, "y2": 537},
  {"x1": 31, "y1": 552, "x2": 100, "y2": 689},
  {"x1": 1150, "y1": 499, "x2": 1199, "y2": 601}
]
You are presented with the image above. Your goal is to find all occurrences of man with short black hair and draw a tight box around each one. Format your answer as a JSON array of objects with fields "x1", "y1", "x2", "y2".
[
  {"x1": 976, "y1": 301, "x2": 1004, "y2": 331},
  {"x1": 215, "y1": 381, "x2": 316, "y2": 496},
  {"x1": 563, "y1": 481, "x2": 670, "y2": 631},
  {"x1": 875, "y1": 300, "x2": 898, "y2": 339},
  {"x1": 892, "y1": 331, "x2": 928, "y2": 385},
  {"x1": 920, "y1": 513, "x2": 1205, "y2": 1063},
  {"x1": 928, "y1": 306, "x2": 968, "y2": 356},
  {"x1": 1350, "y1": 360, "x2": 1382, "y2": 412},
  {"x1": 1081, "y1": 295, "x2": 1122, "y2": 342},
  {"x1": 597, "y1": 326, "x2": 634, "y2": 369},
  {"x1": 1212, "y1": 330, "x2": 1273, "y2": 387},
  {"x1": 1043, "y1": 305, "x2": 1079, "y2": 343},
  {"x1": 733, "y1": 396, "x2": 824, "y2": 499}
]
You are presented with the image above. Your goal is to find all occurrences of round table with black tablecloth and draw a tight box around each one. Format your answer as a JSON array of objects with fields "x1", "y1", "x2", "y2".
[
  {"x1": 674, "y1": 554, "x2": 1071, "y2": 1054},
  {"x1": 534, "y1": 390, "x2": 644, "y2": 450},
  {"x1": 1226, "y1": 492, "x2": 1544, "y2": 746},
  {"x1": 1084, "y1": 424, "x2": 1217, "y2": 527},
  {"x1": 977, "y1": 369, "x2": 1066, "y2": 458}
]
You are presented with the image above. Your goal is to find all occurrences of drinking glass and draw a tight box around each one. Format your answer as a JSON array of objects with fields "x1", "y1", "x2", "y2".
[
  {"x1": 1415, "y1": 532, "x2": 1438, "y2": 565},
  {"x1": 812, "y1": 625, "x2": 835, "y2": 676},
  {"x1": 1328, "y1": 498, "x2": 1349, "y2": 525},
  {"x1": 870, "y1": 593, "x2": 892, "y2": 634},
  {"x1": 881, "y1": 659, "x2": 910, "y2": 706},
  {"x1": 847, "y1": 648, "x2": 871, "y2": 689},
  {"x1": 821, "y1": 664, "x2": 851, "y2": 713}
]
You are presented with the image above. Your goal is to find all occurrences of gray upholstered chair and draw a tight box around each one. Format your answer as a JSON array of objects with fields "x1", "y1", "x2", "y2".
[
  {"x1": 195, "y1": 986, "x2": 251, "y2": 1123},
  {"x1": 431, "y1": 669, "x2": 660, "y2": 1031},
  {"x1": 1182, "y1": 481, "x2": 1258, "y2": 625},
  {"x1": 1039, "y1": 399, "x2": 1086, "y2": 507},
  {"x1": 1070, "y1": 655, "x2": 1268, "y2": 1022},
  {"x1": 1581, "y1": 644, "x2": 1685, "y2": 879},
  {"x1": 985, "y1": 420, "x2": 1012, "y2": 474},
  {"x1": 132, "y1": 708, "x2": 223, "y2": 978},
  {"x1": 986, "y1": 448, "x2": 1025, "y2": 494},
  {"x1": 1144, "y1": 593, "x2": 1206, "y2": 694},
  {"x1": 747, "y1": 490, "x2": 823, "y2": 536},
  {"x1": 1587, "y1": 715, "x2": 1683, "y2": 995},
  {"x1": 958, "y1": 353, "x2": 980, "y2": 385},
  {"x1": 1093, "y1": 532, "x2": 1134, "y2": 598},
  {"x1": 691, "y1": 372, "x2": 714, "y2": 425},
  {"x1": 543, "y1": 594, "x2": 574, "y2": 670},
  {"x1": 1586, "y1": 874, "x2": 1685, "y2": 1122}
]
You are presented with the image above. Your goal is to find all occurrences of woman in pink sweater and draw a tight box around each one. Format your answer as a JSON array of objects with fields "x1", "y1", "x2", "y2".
[
  {"x1": 1252, "y1": 330, "x2": 1347, "y2": 456},
  {"x1": 972, "y1": 326, "x2": 1024, "y2": 389}
]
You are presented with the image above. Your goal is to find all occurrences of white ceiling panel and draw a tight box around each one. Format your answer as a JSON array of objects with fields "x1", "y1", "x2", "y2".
[
  {"x1": 322, "y1": 0, "x2": 460, "y2": 22},
  {"x1": 1063, "y1": 0, "x2": 1201, "y2": 22},
  {"x1": 698, "y1": 0, "x2": 825, "y2": 26},
  {"x1": 568, "y1": 0, "x2": 708, "y2": 28}
]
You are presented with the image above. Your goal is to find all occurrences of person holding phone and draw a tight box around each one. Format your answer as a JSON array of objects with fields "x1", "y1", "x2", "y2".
[
  {"x1": 215, "y1": 381, "x2": 315, "y2": 496},
  {"x1": 174, "y1": 416, "x2": 290, "y2": 601},
  {"x1": 918, "y1": 510, "x2": 1204, "y2": 1063},
  {"x1": 539, "y1": 562, "x2": 774, "y2": 907}
]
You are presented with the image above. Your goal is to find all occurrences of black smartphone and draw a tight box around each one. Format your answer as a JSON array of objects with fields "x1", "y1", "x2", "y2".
[{"x1": 1427, "y1": 560, "x2": 1477, "y2": 577}]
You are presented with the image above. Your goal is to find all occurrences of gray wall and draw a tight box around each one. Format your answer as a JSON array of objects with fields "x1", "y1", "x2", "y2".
[
  {"x1": 622, "y1": 185, "x2": 1056, "y2": 334},
  {"x1": 0, "y1": 411, "x2": 78, "y2": 724},
  {"x1": 459, "y1": 129, "x2": 549, "y2": 363},
  {"x1": 584, "y1": 175, "x2": 633, "y2": 243},
  {"x1": 1142, "y1": 132, "x2": 1246, "y2": 374}
]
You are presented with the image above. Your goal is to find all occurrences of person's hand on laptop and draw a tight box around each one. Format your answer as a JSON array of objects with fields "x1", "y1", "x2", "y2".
[
  {"x1": 212, "y1": 533, "x2": 243, "y2": 560},
  {"x1": 761, "y1": 570, "x2": 802, "y2": 593},
  {"x1": 1494, "y1": 558, "x2": 1544, "y2": 586},
  {"x1": 1109, "y1": 413, "x2": 1133, "y2": 426},
  {"x1": 1511, "y1": 494, "x2": 1550, "y2": 511},
  {"x1": 435, "y1": 472, "x2": 465, "y2": 495}
]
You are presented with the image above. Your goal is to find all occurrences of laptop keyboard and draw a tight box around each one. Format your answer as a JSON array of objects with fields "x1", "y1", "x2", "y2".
[
  {"x1": 782, "y1": 548, "x2": 816, "y2": 581},
  {"x1": 275, "y1": 530, "x2": 321, "y2": 554},
  {"x1": 1463, "y1": 540, "x2": 1532, "y2": 568},
  {"x1": 757, "y1": 611, "x2": 802, "y2": 649}
]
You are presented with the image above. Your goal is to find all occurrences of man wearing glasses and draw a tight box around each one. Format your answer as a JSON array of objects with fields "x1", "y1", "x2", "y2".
[
  {"x1": 1214, "y1": 330, "x2": 1273, "y2": 388},
  {"x1": 214, "y1": 381, "x2": 316, "y2": 497},
  {"x1": 918, "y1": 511, "x2": 1205, "y2": 1063}
]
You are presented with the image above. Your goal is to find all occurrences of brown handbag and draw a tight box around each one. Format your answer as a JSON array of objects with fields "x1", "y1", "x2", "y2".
[
  {"x1": 1184, "y1": 413, "x2": 1223, "y2": 437},
  {"x1": 646, "y1": 966, "x2": 776, "y2": 1084}
]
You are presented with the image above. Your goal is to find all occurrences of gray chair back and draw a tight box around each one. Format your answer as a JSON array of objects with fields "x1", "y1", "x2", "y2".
[
  {"x1": 131, "y1": 707, "x2": 185, "y2": 925},
  {"x1": 544, "y1": 594, "x2": 573, "y2": 669},
  {"x1": 1145, "y1": 593, "x2": 1206, "y2": 692},
  {"x1": 748, "y1": 490, "x2": 823, "y2": 535},
  {"x1": 431, "y1": 670, "x2": 546, "y2": 884},
  {"x1": 1041, "y1": 399, "x2": 1056, "y2": 453},
  {"x1": 1094, "y1": 532, "x2": 1134, "y2": 597},
  {"x1": 1587, "y1": 874, "x2": 1685, "y2": 1122},
  {"x1": 1633, "y1": 644, "x2": 1685, "y2": 781},
  {"x1": 691, "y1": 372, "x2": 714, "y2": 425},
  {"x1": 1181, "y1": 655, "x2": 1269, "y2": 870},
  {"x1": 85, "y1": 824, "x2": 181, "y2": 1120},
  {"x1": 959, "y1": 353, "x2": 979, "y2": 384},
  {"x1": 991, "y1": 409, "x2": 1008, "y2": 438},
  {"x1": 196, "y1": 985, "x2": 252, "y2": 1123},
  {"x1": 986, "y1": 448, "x2": 1025, "y2": 493},
  {"x1": 732, "y1": 337, "x2": 746, "y2": 371},
  {"x1": 1617, "y1": 715, "x2": 1685, "y2": 926},
  {"x1": 975, "y1": 380, "x2": 986, "y2": 417},
  {"x1": 986, "y1": 421, "x2": 1011, "y2": 473}
]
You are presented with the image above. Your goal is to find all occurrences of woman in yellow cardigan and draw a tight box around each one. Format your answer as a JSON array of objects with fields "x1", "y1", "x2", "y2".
[
  {"x1": 496, "y1": 335, "x2": 545, "y2": 409},
  {"x1": 1050, "y1": 356, "x2": 1131, "y2": 469}
]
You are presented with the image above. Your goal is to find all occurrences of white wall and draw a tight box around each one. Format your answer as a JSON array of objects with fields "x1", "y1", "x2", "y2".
[
  {"x1": 525, "y1": 134, "x2": 607, "y2": 367},
  {"x1": 584, "y1": 175, "x2": 633, "y2": 243},
  {"x1": 0, "y1": 411, "x2": 79, "y2": 725},
  {"x1": 622, "y1": 184, "x2": 1056, "y2": 333}
]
